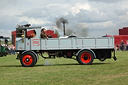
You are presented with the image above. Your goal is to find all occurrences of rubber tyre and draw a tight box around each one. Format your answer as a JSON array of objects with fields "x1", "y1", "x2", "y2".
[
  {"x1": 20, "y1": 52, "x2": 36, "y2": 67},
  {"x1": 77, "y1": 50, "x2": 94, "y2": 65},
  {"x1": 98, "y1": 51, "x2": 107, "y2": 62}
]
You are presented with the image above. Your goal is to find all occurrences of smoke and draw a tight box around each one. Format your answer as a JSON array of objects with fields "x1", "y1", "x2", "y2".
[
  {"x1": 56, "y1": 17, "x2": 88, "y2": 37},
  {"x1": 56, "y1": 17, "x2": 75, "y2": 36},
  {"x1": 75, "y1": 23, "x2": 88, "y2": 37},
  {"x1": 44, "y1": 60, "x2": 55, "y2": 66},
  {"x1": 65, "y1": 23, "x2": 88, "y2": 37},
  {"x1": 56, "y1": 17, "x2": 68, "y2": 29},
  {"x1": 65, "y1": 28, "x2": 76, "y2": 36}
]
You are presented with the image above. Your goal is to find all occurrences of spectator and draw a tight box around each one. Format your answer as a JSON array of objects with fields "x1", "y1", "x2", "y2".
[
  {"x1": 120, "y1": 40, "x2": 125, "y2": 51},
  {"x1": 8, "y1": 45, "x2": 11, "y2": 55},
  {"x1": 126, "y1": 40, "x2": 128, "y2": 51},
  {"x1": 12, "y1": 45, "x2": 15, "y2": 55},
  {"x1": 115, "y1": 45, "x2": 120, "y2": 51}
]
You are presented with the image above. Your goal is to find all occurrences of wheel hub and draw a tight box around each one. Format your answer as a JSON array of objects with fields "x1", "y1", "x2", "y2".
[
  {"x1": 26, "y1": 58, "x2": 30, "y2": 62},
  {"x1": 84, "y1": 56, "x2": 88, "y2": 60}
]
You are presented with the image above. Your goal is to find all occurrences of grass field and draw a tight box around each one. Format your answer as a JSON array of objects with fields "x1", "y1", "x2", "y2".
[{"x1": 0, "y1": 51, "x2": 128, "y2": 85}]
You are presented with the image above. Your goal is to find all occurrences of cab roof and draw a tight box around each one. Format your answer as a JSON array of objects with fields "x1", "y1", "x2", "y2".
[
  {"x1": 16, "y1": 26, "x2": 41, "y2": 30},
  {"x1": 0, "y1": 36, "x2": 10, "y2": 39}
]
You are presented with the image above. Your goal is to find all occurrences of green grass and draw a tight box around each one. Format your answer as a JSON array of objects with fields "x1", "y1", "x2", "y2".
[{"x1": 0, "y1": 51, "x2": 128, "y2": 85}]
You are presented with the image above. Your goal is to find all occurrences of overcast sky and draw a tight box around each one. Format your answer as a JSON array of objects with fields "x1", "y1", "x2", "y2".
[{"x1": 0, "y1": 0, "x2": 128, "y2": 37}]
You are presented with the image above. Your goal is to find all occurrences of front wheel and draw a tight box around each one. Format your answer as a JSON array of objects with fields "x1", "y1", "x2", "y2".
[
  {"x1": 20, "y1": 52, "x2": 36, "y2": 67},
  {"x1": 77, "y1": 50, "x2": 94, "y2": 65}
]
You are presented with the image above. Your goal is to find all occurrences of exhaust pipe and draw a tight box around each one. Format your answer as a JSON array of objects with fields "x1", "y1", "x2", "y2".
[{"x1": 62, "y1": 21, "x2": 66, "y2": 36}]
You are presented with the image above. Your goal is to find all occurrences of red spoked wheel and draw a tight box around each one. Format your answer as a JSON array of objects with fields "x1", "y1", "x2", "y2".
[
  {"x1": 81, "y1": 52, "x2": 92, "y2": 63},
  {"x1": 20, "y1": 52, "x2": 36, "y2": 67},
  {"x1": 22, "y1": 55, "x2": 33, "y2": 66},
  {"x1": 77, "y1": 50, "x2": 94, "y2": 65}
]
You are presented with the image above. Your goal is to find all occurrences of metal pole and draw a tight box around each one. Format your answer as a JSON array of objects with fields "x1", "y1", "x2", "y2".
[{"x1": 63, "y1": 23, "x2": 65, "y2": 36}]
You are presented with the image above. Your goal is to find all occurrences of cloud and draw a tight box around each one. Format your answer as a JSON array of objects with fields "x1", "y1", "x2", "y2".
[
  {"x1": 0, "y1": 29, "x2": 11, "y2": 37},
  {"x1": 75, "y1": 9, "x2": 110, "y2": 23},
  {"x1": 1, "y1": 0, "x2": 128, "y2": 38},
  {"x1": 0, "y1": 15, "x2": 18, "y2": 30},
  {"x1": 89, "y1": 0, "x2": 124, "y2": 3},
  {"x1": 70, "y1": 3, "x2": 91, "y2": 14},
  {"x1": 19, "y1": 17, "x2": 50, "y2": 25},
  {"x1": 18, "y1": 1, "x2": 128, "y2": 37},
  {"x1": 18, "y1": 3, "x2": 70, "y2": 18},
  {"x1": 0, "y1": 0, "x2": 18, "y2": 9},
  {"x1": 0, "y1": 15, "x2": 18, "y2": 37}
]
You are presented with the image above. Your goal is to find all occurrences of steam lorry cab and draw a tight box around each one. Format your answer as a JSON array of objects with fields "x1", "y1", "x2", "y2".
[{"x1": 16, "y1": 26, "x2": 117, "y2": 67}]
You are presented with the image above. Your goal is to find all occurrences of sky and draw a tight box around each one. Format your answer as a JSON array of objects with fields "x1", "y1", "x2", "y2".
[{"x1": 0, "y1": 0, "x2": 128, "y2": 38}]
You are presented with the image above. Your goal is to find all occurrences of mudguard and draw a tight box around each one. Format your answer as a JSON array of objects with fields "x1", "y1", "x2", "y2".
[
  {"x1": 76, "y1": 49, "x2": 96, "y2": 58},
  {"x1": 21, "y1": 50, "x2": 39, "y2": 60}
]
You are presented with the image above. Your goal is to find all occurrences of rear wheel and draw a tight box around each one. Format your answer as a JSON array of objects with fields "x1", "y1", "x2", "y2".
[
  {"x1": 77, "y1": 50, "x2": 94, "y2": 65},
  {"x1": 20, "y1": 52, "x2": 36, "y2": 67},
  {"x1": 98, "y1": 51, "x2": 107, "y2": 61}
]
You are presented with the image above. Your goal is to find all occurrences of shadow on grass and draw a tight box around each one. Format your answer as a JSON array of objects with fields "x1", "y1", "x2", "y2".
[
  {"x1": 0, "y1": 65, "x2": 22, "y2": 67},
  {"x1": 0, "y1": 63, "x2": 111, "y2": 67},
  {"x1": 36, "y1": 62, "x2": 111, "y2": 67}
]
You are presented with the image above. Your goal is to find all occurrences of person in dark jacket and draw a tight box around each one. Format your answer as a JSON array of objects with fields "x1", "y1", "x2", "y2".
[
  {"x1": 120, "y1": 40, "x2": 125, "y2": 51},
  {"x1": 41, "y1": 28, "x2": 48, "y2": 39}
]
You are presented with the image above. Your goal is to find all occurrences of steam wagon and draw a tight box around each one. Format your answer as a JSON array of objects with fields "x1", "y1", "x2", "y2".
[
  {"x1": 0, "y1": 36, "x2": 9, "y2": 57},
  {"x1": 16, "y1": 26, "x2": 117, "y2": 67}
]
